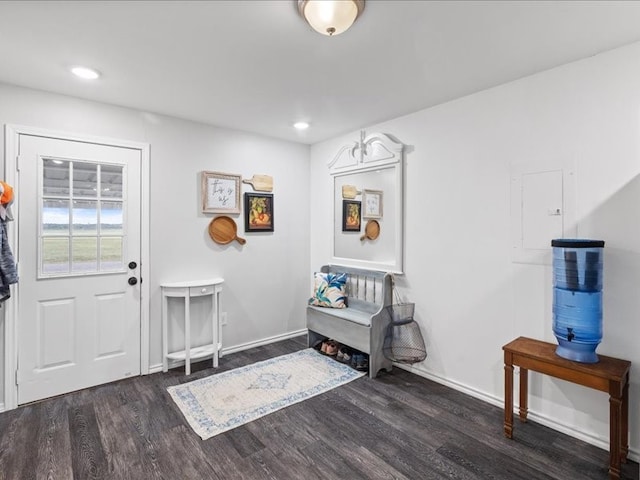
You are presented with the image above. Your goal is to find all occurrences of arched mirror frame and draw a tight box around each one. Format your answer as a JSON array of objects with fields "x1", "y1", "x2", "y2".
[{"x1": 329, "y1": 131, "x2": 404, "y2": 273}]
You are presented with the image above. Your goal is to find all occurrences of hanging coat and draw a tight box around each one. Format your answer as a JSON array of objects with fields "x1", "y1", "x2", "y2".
[
  {"x1": 0, "y1": 218, "x2": 18, "y2": 303},
  {"x1": 0, "y1": 181, "x2": 18, "y2": 302}
]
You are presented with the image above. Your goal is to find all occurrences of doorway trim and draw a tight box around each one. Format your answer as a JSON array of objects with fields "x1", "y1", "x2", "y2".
[{"x1": 3, "y1": 124, "x2": 151, "y2": 411}]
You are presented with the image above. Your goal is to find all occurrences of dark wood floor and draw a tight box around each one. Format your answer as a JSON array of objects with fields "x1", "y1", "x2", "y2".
[{"x1": 0, "y1": 336, "x2": 637, "y2": 480}]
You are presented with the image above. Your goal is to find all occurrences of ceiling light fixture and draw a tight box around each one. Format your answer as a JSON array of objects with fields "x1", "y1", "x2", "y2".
[
  {"x1": 71, "y1": 66, "x2": 100, "y2": 80},
  {"x1": 297, "y1": 0, "x2": 365, "y2": 36},
  {"x1": 293, "y1": 121, "x2": 310, "y2": 130}
]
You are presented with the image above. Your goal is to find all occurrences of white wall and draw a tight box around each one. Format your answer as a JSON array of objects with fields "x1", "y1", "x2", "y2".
[
  {"x1": 311, "y1": 41, "x2": 640, "y2": 458},
  {"x1": 0, "y1": 83, "x2": 310, "y2": 402}
]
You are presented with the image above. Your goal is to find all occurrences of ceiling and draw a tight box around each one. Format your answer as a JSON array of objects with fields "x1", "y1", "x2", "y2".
[{"x1": 2, "y1": 1, "x2": 640, "y2": 145}]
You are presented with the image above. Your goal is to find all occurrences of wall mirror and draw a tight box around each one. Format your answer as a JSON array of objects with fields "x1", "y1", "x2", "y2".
[{"x1": 329, "y1": 131, "x2": 404, "y2": 273}]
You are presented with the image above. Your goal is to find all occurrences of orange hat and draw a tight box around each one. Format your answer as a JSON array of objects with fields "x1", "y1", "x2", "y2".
[{"x1": 0, "y1": 181, "x2": 14, "y2": 221}]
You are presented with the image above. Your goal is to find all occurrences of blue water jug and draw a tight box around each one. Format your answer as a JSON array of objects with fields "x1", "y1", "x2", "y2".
[{"x1": 551, "y1": 239, "x2": 604, "y2": 363}]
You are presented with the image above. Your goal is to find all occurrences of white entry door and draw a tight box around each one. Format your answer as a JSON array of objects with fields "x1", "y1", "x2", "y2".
[{"x1": 16, "y1": 134, "x2": 141, "y2": 404}]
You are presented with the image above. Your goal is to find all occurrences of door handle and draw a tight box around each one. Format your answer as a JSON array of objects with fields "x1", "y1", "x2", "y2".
[
  {"x1": 128, "y1": 261, "x2": 137, "y2": 270},
  {"x1": 128, "y1": 277, "x2": 138, "y2": 286}
]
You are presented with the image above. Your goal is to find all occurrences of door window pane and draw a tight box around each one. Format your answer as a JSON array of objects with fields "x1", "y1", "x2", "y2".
[
  {"x1": 42, "y1": 237, "x2": 70, "y2": 275},
  {"x1": 72, "y1": 200, "x2": 97, "y2": 235},
  {"x1": 101, "y1": 164, "x2": 123, "y2": 198},
  {"x1": 73, "y1": 162, "x2": 97, "y2": 197},
  {"x1": 42, "y1": 199, "x2": 70, "y2": 235},
  {"x1": 71, "y1": 237, "x2": 98, "y2": 272},
  {"x1": 43, "y1": 159, "x2": 70, "y2": 196},
  {"x1": 100, "y1": 201, "x2": 123, "y2": 234},
  {"x1": 100, "y1": 237, "x2": 123, "y2": 271},
  {"x1": 40, "y1": 158, "x2": 127, "y2": 277}
]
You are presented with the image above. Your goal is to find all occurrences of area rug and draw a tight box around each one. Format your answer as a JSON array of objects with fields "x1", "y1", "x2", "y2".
[{"x1": 167, "y1": 348, "x2": 365, "y2": 440}]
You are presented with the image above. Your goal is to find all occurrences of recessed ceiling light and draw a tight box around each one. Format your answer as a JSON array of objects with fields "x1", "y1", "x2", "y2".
[
  {"x1": 71, "y1": 66, "x2": 100, "y2": 80},
  {"x1": 293, "y1": 121, "x2": 310, "y2": 130}
]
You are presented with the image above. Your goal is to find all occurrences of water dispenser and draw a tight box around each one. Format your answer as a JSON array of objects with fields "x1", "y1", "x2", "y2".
[{"x1": 551, "y1": 239, "x2": 604, "y2": 363}]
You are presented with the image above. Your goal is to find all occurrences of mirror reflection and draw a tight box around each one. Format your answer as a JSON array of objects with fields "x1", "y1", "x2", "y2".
[{"x1": 333, "y1": 167, "x2": 397, "y2": 268}]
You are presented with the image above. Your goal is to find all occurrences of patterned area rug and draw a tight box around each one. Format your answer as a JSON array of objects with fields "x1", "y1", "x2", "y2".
[{"x1": 167, "y1": 348, "x2": 365, "y2": 439}]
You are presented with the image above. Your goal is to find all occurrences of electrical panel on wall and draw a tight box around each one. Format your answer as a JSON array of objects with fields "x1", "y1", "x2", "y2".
[{"x1": 510, "y1": 159, "x2": 576, "y2": 264}]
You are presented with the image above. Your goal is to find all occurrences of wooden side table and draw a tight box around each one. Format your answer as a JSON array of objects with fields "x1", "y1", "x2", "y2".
[
  {"x1": 161, "y1": 278, "x2": 224, "y2": 375},
  {"x1": 503, "y1": 336, "x2": 631, "y2": 480}
]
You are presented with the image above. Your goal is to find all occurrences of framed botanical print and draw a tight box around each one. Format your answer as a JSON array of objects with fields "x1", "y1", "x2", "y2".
[
  {"x1": 201, "y1": 171, "x2": 241, "y2": 214},
  {"x1": 362, "y1": 189, "x2": 383, "y2": 219}
]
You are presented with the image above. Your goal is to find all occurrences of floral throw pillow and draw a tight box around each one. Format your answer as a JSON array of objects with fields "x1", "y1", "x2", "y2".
[{"x1": 308, "y1": 272, "x2": 347, "y2": 309}]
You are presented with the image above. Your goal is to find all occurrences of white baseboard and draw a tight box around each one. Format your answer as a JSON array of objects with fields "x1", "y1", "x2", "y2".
[
  {"x1": 148, "y1": 329, "x2": 307, "y2": 374},
  {"x1": 0, "y1": 402, "x2": 4, "y2": 413},
  {"x1": 396, "y1": 363, "x2": 639, "y2": 463},
  {"x1": 221, "y1": 329, "x2": 307, "y2": 356},
  {"x1": 396, "y1": 363, "x2": 504, "y2": 407}
]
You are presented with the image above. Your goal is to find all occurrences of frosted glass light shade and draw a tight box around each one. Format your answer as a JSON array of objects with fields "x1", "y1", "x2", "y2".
[{"x1": 298, "y1": 0, "x2": 365, "y2": 36}]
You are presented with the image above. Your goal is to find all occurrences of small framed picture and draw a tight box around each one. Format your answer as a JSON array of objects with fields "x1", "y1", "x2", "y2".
[
  {"x1": 202, "y1": 171, "x2": 241, "y2": 214},
  {"x1": 363, "y1": 189, "x2": 383, "y2": 219},
  {"x1": 244, "y1": 193, "x2": 274, "y2": 232},
  {"x1": 342, "y1": 200, "x2": 361, "y2": 232}
]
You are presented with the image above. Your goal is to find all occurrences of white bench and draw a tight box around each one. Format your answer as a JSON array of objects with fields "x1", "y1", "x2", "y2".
[{"x1": 307, "y1": 265, "x2": 393, "y2": 378}]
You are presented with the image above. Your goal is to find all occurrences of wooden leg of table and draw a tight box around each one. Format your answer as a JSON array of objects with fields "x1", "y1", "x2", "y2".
[
  {"x1": 519, "y1": 367, "x2": 528, "y2": 423},
  {"x1": 621, "y1": 377, "x2": 629, "y2": 463},
  {"x1": 609, "y1": 395, "x2": 622, "y2": 480},
  {"x1": 504, "y1": 362, "x2": 514, "y2": 438}
]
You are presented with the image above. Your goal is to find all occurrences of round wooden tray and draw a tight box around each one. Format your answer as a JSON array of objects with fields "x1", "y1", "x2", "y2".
[
  {"x1": 361, "y1": 219, "x2": 380, "y2": 241},
  {"x1": 209, "y1": 216, "x2": 246, "y2": 245}
]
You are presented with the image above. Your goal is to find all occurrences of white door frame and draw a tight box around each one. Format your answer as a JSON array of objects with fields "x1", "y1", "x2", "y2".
[{"x1": 3, "y1": 124, "x2": 151, "y2": 411}]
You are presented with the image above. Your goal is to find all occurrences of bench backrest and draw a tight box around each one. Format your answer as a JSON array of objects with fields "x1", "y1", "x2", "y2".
[{"x1": 321, "y1": 265, "x2": 393, "y2": 314}]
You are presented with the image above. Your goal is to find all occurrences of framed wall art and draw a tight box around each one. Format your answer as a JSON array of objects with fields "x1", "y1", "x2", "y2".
[
  {"x1": 363, "y1": 189, "x2": 383, "y2": 219},
  {"x1": 201, "y1": 171, "x2": 241, "y2": 214},
  {"x1": 244, "y1": 192, "x2": 274, "y2": 232},
  {"x1": 342, "y1": 200, "x2": 361, "y2": 232}
]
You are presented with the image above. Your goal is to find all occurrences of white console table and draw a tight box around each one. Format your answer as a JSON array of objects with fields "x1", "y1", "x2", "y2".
[{"x1": 161, "y1": 278, "x2": 224, "y2": 375}]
